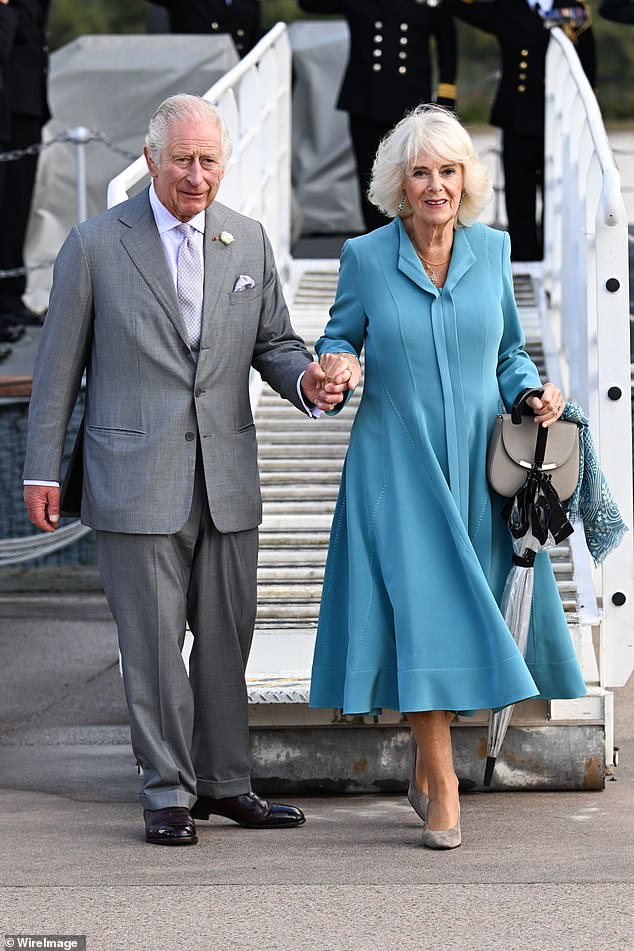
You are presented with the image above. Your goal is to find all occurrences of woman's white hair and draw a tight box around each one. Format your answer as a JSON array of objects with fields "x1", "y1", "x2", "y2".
[
  {"x1": 145, "y1": 94, "x2": 233, "y2": 166},
  {"x1": 368, "y1": 104, "x2": 492, "y2": 227}
]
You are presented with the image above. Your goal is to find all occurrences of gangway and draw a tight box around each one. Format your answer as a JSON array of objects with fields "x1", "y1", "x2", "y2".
[{"x1": 107, "y1": 23, "x2": 633, "y2": 791}]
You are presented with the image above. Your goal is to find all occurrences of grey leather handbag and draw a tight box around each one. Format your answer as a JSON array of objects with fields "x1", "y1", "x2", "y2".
[{"x1": 487, "y1": 388, "x2": 580, "y2": 501}]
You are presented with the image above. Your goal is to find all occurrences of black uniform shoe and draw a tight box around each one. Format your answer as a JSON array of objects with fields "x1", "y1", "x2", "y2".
[
  {"x1": 0, "y1": 317, "x2": 25, "y2": 343},
  {"x1": 191, "y1": 792, "x2": 305, "y2": 829},
  {"x1": 1, "y1": 306, "x2": 45, "y2": 326},
  {"x1": 144, "y1": 807, "x2": 198, "y2": 845}
]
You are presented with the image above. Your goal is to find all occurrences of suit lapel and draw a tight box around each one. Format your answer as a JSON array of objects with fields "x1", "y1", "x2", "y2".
[
  {"x1": 119, "y1": 190, "x2": 190, "y2": 349},
  {"x1": 200, "y1": 203, "x2": 233, "y2": 348}
]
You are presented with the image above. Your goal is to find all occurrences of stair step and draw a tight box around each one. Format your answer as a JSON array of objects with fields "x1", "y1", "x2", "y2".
[
  {"x1": 256, "y1": 604, "x2": 320, "y2": 619},
  {"x1": 258, "y1": 583, "x2": 322, "y2": 600},
  {"x1": 256, "y1": 431, "x2": 352, "y2": 445},
  {"x1": 259, "y1": 533, "x2": 330, "y2": 547},
  {"x1": 262, "y1": 486, "x2": 339, "y2": 500},
  {"x1": 263, "y1": 501, "x2": 337, "y2": 514},
  {"x1": 258, "y1": 548, "x2": 328, "y2": 565},
  {"x1": 260, "y1": 471, "x2": 342, "y2": 485},
  {"x1": 258, "y1": 565, "x2": 325, "y2": 581}
]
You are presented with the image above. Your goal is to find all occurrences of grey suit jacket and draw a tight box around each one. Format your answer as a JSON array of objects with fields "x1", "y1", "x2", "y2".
[{"x1": 23, "y1": 190, "x2": 313, "y2": 534}]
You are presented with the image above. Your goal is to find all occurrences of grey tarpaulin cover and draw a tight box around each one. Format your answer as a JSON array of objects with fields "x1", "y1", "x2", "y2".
[
  {"x1": 289, "y1": 20, "x2": 364, "y2": 236},
  {"x1": 24, "y1": 34, "x2": 239, "y2": 313}
]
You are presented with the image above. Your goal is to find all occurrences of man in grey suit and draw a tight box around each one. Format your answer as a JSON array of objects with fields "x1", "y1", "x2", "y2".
[{"x1": 23, "y1": 94, "x2": 346, "y2": 845}]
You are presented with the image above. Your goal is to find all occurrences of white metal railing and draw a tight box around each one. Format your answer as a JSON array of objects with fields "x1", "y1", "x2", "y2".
[
  {"x1": 107, "y1": 22, "x2": 292, "y2": 281},
  {"x1": 544, "y1": 28, "x2": 633, "y2": 689}
]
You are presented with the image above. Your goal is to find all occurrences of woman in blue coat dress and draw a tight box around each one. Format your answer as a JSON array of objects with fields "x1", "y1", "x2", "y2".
[{"x1": 310, "y1": 105, "x2": 586, "y2": 850}]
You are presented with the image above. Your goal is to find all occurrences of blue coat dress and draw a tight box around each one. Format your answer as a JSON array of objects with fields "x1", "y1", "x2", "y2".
[{"x1": 309, "y1": 218, "x2": 586, "y2": 715}]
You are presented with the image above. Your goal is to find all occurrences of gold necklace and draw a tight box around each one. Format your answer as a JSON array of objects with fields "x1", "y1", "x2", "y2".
[{"x1": 415, "y1": 250, "x2": 451, "y2": 286}]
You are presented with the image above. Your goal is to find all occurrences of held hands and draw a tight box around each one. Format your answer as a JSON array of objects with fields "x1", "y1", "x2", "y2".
[
  {"x1": 24, "y1": 484, "x2": 60, "y2": 532},
  {"x1": 527, "y1": 382, "x2": 564, "y2": 428},
  {"x1": 301, "y1": 353, "x2": 361, "y2": 412}
]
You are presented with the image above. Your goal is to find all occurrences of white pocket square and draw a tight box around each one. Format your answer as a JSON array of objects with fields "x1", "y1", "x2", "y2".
[{"x1": 233, "y1": 274, "x2": 256, "y2": 292}]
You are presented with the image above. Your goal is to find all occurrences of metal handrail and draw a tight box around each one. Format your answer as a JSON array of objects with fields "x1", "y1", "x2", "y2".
[
  {"x1": 544, "y1": 28, "x2": 633, "y2": 690},
  {"x1": 107, "y1": 22, "x2": 292, "y2": 281}
]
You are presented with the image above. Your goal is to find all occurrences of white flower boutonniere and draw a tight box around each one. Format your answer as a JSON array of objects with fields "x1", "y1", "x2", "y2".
[{"x1": 219, "y1": 231, "x2": 235, "y2": 246}]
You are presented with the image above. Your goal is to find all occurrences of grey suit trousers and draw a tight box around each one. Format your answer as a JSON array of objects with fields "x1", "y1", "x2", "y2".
[{"x1": 96, "y1": 461, "x2": 258, "y2": 810}]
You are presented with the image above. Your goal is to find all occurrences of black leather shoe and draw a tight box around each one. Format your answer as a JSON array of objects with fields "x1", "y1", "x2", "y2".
[
  {"x1": 0, "y1": 317, "x2": 25, "y2": 343},
  {"x1": 144, "y1": 807, "x2": 198, "y2": 845},
  {"x1": 191, "y1": 792, "x2": 305, "y2": 829}
]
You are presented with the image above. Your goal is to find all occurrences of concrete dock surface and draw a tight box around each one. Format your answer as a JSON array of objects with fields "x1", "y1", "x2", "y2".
[{"x1": 0, "y1": 594, "x2": 633, "y2": 951}]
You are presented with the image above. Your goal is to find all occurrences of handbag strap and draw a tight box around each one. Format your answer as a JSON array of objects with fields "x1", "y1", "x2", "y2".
[
  {"x1": 510, "y1": 386, "x2": 544, "y2": 424},
  {"x1": 534, "y1": 422, "x2": 548, "y2": 468}
]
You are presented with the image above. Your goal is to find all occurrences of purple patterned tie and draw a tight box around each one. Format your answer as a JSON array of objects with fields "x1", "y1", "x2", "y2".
[{"x1": 176, "y1": 223, "x2": 203, "y2": 350}]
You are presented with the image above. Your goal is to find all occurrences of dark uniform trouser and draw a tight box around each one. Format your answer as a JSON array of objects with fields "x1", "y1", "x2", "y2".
[
  {"x1": 348, "y1": 113, "x2": 394, "y2": 232},
  {"x1": 502, "y1": 128, "x2": 545, "y2": 262},
  {"x1": 96, "y1": 456, "x2": 259, "y2": 810},
  {"x1": 0, "y1": 115, "x2": 43, "y2": 312}
]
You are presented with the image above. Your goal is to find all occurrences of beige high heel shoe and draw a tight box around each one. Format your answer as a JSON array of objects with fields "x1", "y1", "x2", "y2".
[
  {"x1": 420, "y1": 806, "x2": 461, "y2": 850},
  {"x1": 407, "y1": 733, "x2": 429, "y2": 822}
]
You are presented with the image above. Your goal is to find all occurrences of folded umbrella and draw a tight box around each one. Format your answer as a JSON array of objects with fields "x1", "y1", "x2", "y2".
[{"x1": 484, "y1": 426, "x2": 574, "y2": 787}]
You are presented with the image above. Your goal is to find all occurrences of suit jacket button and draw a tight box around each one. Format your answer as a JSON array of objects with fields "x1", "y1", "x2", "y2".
[
  {"x1": 185, "y1": 432, "x2": 195, "y2": 441},
  {"x1": 195, "y1": 387, "x2": 204, "y2": 397}
]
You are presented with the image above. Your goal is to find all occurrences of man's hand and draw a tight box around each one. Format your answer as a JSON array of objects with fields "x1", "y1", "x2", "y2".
[
  {"x1": 24, "y1": 484, "x2": 61, "y2": 532},
  {"x1": 301, "y1": 360, "x2": 353, "y2": 412}
]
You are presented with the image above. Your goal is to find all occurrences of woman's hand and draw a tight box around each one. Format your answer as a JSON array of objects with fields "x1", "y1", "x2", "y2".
[
  {"x1": 319, "y1": 352, "x2": 362, "y2": 391},
  {"x1": 527, "y1": 382, "x2": 564, "y2": 428}
]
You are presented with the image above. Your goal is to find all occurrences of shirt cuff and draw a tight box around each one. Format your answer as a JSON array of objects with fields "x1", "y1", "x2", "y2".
[
  {"x1": 24, "y1": 480, "x2": 60, "y2": 487},
  {"x1": 297, "y1": 370, "x2": 321, "y2": 418}
]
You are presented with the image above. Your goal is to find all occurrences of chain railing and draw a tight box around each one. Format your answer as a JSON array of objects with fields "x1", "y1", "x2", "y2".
[{"x1": 0, "y1": 128, "x2": 138, "y2": 280}]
